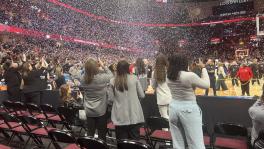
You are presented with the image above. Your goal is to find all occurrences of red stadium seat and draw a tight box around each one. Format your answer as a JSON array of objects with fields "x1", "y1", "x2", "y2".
[
  {"x1": 145, "y1": 117, "x2": 172, "y2": 148},
  {"x1": 214, "y1": 137, "x2": 248, "y2": 149},
  {"x1": 0, "y1": 144, "x2": 11, "y2": 149}
]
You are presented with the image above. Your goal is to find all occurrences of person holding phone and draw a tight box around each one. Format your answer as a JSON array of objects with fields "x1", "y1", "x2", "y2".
[
  {"x1": 167, "y1": 54, "x2": 209, "y2": 149},
  {"x1": 80, "y1": 58, "x2": 113, "y2": 141},
  {"x1": 21, "y1": 57, "x2": 48, "y2": 105},
  {"x1": 108, "y1": 60, "x2": 145, "y2": 140}
]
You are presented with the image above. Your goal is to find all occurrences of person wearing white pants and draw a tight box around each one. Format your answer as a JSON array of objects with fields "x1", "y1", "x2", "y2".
[
  {"x1": 167, "y1": 55, "x2": 210, "y2": 149},
  {"x1": 151, "y1": 54, "x2": 172, "y2": 119},
  {"x1": 169, "y1": 101, "x2": 204, "y2": 149}
]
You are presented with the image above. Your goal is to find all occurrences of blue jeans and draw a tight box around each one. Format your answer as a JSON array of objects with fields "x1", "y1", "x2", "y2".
[{"x1": 169, "y1": 100, "x2": 205, "y2": 149}]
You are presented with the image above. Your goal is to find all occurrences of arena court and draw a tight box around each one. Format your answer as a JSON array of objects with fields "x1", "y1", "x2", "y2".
[{"x1": 195, "y1": 78, "x2": 263, "y2": 96}]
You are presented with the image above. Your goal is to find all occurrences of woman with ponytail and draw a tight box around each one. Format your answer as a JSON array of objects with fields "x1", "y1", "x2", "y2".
[{"x1": 249, "y1": 85, "x2": 264, "y2": 145}]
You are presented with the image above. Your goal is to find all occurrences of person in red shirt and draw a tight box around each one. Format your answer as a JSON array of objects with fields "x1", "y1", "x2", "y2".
[
  {"x1": 129, "y1": 63, "x2": 135, "y2": 74},
  {"x1": 236, "y1": 63, "x2": 253, "y2": 96}
]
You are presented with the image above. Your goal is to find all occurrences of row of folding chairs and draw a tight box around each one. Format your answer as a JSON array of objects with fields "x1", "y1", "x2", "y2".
[
  {"x1": 0, "y1": 111, "x2": 151, "y2": 149},
  {"x1": 0, "y1": 101, "x2": 153, "y2": 149},
  {"x1": 0, "y1": 100, "x2": 252, "y2": 149},
  {"x1": 107, "y1": 116, "x2": 172, "y2": 149},
  {"x1": 49, "y1": 129, "x2": 152, "y2": 149},
  {"x1": 1, "y1": 100, "x2": 86, "y2": 133},
  {"x1": 109, "y1": 116, "x2": 252, "y2": 149}
]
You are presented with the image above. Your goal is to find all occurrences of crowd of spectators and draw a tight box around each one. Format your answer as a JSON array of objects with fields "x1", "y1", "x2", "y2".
[{"x1": 1, "y1": 0, "x2": 263, "y2": 60}]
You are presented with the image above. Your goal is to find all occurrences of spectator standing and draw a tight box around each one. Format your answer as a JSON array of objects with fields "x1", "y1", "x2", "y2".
[
  {"x1": 21, "y1": 58, "x2": 48, "y2": 105},
  {"x1": 3, "y1": 59, "x2": 22, "y2": 101},
  {"x1": 80, "y1": 58, "x2": 113, "y2": 141},
  {"x1": 167, "y1": 55, "x2": 209, "y2": 149},
  {"x1": 135, "y1": 58, "x2": 148, "y2": 91},
  {"x1": 109, "y1": 60, "x2": 145, "y2": 140},
  {"x1": 54, "y1": 66, "x2": 66, "y2": 89},
  {"x1": 151, "y1": 54, "x2": 172, "y2": 119}
]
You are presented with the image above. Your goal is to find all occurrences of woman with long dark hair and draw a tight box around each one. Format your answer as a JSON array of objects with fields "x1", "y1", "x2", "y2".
[
  {"x1": 80, "y1": 58, "x2": 113, "y2": 141},
  {"x1": 167, "y1": 54, "x2": 209, "y2": 149},
  {"x1": 249, "y1": 85, "x2": 264, "y2": 145},
  {"x1": 135, "y1": 58, "x2": 148, "y2": 91},
  {"x1": 21, "y1": 59, "x2": 47, "y2": 105},
  {"x1": 151, "y1": 54, "x2": 172, "y2": 119},
  {"x1": 109, "y1": 60, "x2": 145, "y2": 140}
]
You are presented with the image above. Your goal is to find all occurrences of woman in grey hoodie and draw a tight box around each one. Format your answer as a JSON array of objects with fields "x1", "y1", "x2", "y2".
[{"x1": 249, "y1": 86, "x2": 264, "y2": 145}]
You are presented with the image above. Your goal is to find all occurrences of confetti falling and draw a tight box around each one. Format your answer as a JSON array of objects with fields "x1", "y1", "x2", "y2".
[{"x1": 0, "y1": 0, "x2": 263, "y2": 64}]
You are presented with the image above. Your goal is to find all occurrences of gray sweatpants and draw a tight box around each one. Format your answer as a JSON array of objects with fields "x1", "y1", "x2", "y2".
[{"x1": 169, "y1": 100, "x2": 205, "y2": 149}]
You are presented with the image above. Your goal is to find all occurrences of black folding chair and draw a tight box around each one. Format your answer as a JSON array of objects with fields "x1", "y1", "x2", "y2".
[
  {"x1": 40, "y1": 104, "x2": 62, "y2": 127},
  {"x1": 146, "y1": 117, "x2": 172, "y2": 148},
  {"x1": 213, "y1": 123, "x2": 249, "y2": 149},
  {"x1": 0, "y1": 113, "x2": 27, "y2": 146},
  {"x1": 3, "y1": 101, "x2": 28, "y2": 116},
  {"x1": 253, "y1": 130, "x2": 264, "y2": 149},
  {"x1": 26, "y1": 103, "x2": 46, "y2": 119},
  {"x1": 77, "y1": 136, "x2": 108, "y2": 149},
  {"x1": 2, "y1": 100, "x2": 16, "y2": 114},
  {"x1": 117, "y1": 140, "x2": 152, "y2": 149},
  {"x1": 57, "y1": 106, "x2": 86, "y2": 135},
  {"x1": 48, "y1": 129, "x2": 79, "y2": 149},
  {"x1": 20, "y1": 116, "x2": 57, "y2": 147}
]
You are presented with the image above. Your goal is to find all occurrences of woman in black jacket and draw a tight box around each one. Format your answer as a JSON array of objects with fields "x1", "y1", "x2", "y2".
[
  {"x1": 21, "y1": 58, "x2": 48, "y2": 105},
  {"x1": 3, "y1": 59, "x2": 22, "y2": 101}
]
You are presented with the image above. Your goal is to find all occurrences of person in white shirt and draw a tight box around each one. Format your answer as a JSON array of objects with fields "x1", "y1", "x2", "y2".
[
  {"x1": 151, "y1": 54, "x2": 172, "y2": 119},
  {"x1": 167, "y1": 54, "x2": 210, "y2": 149}
]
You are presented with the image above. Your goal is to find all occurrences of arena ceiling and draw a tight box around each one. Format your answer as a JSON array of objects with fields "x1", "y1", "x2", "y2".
[{"x1": 49, "y1": 0, "x2": 219, "y2": 24}]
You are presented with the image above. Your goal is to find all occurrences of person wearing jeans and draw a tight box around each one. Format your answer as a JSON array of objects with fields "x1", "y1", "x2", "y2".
[
  {"x1": 169, "y1": 101, "x2": 203, "y2": 149},
  {"x1": 167, "y1": 55, "x2": 210, "y2": 149}
]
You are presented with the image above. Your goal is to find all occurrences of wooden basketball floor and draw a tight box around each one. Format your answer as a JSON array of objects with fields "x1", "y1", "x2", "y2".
[{"x1": 195, "y1": 79, "x2": 263, "y2": 97}]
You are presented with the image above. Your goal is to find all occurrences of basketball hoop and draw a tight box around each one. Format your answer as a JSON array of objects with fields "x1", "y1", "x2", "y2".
[
  {"x1": 235, "y1": 49, "x2": 249, "y2": 58},
  {"x1": 256, "y1": 14, "x2": 264, "y2": 36}
]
